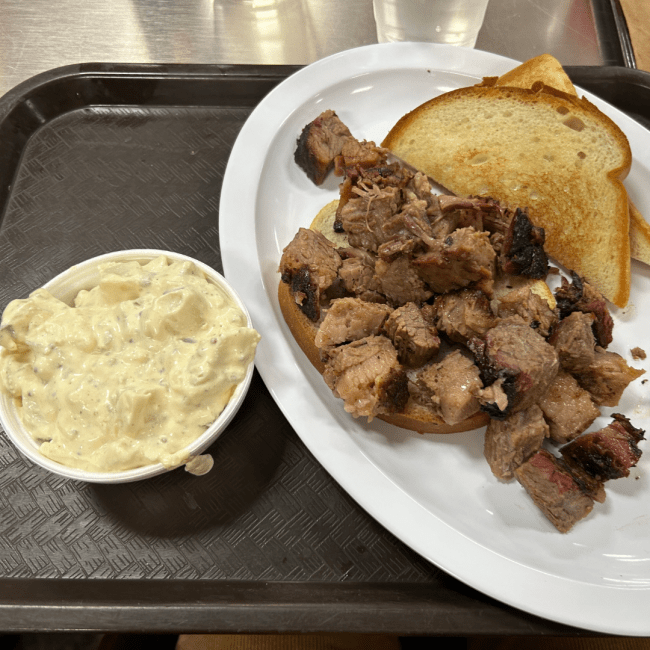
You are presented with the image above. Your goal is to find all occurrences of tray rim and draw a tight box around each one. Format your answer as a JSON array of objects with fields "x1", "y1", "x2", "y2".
[{"x1": 0, "y1": 60, "x2": 647, "y2": 635}]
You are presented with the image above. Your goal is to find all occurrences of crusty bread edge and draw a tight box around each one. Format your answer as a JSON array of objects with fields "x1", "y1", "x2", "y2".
[{"x1": 630, "y1": 201, "x2": 650, "y2": 267}]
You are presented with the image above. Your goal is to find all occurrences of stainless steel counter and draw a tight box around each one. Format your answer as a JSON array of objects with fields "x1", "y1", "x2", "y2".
[{"x1": 0, "y1": 0, "x2": 627, "y2": 99}]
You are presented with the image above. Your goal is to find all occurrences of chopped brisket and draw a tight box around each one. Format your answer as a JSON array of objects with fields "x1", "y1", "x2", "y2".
[
  {"x1": 294, "y1": 110, "x2": 353, "y2": 185},
  {"x1": 469, "y1": 320, "x2": 559, "y2": 418},
  {"x1": 279, "y1": 228, "x2": 342, "y2": 321},
  {"x1": 484, "y1": 404, "x2": 549, "y2": 481},
  {"x1": 314, "y1": 298, "x2": 392, "y2": 351},
  {"x1": 337, "y1": 184, "x2": 403, "y2": 252},
  {"x1": 496, "y1": 282, "x2": 558, "y2": 338},
  {"x1": 412, "y1": 227, "x2": 497, "y2": 296},
  {"x1": 322, "y1": 335, "x2": 408, "y2": 420},
  {"x1": 577, "y1": 347, "x2": 645, "y2": 407},
  {"x1": 537, "y1": 370, "x2": 600, "y2": 445},
  {"x1": 334, "y1": 138, "x2": 387, "y2": 178},
  {"x1": 375, "y1": 256, "x2": 433, "y2": 306},
  {"x1": 432, "y1": 289, "x2": 498, "y2": 345},
  {"x1": 335, "y1": 161, "x2": 408, "y2": 231},
  {"x1": 561, "y1": 414, "x2": 645, "y2": 482},
  {"x1": 384, "y1": 302, "x2": 441, "y2": 368},
  {"x1": 548, "y1": 310, "x2": 596, "y2": 373},
  {"x1": 428, "y1": 195, "x2": 499, "y2": 238},
  {"x1": 514, "y1": 449, "x2": 594, "y2": 533},
  {"x1": 500, "y1": 208, "x2": 549, "y2": 279},
  {"x1": 410, "y1": 350, "x2": 483, "y2": 425},
  {"x1": 554, "y1": 271, "x2": 614, "y2": 348},
  {"x1": 337, "y1": 248, "x2": 385, "y2": 303}
]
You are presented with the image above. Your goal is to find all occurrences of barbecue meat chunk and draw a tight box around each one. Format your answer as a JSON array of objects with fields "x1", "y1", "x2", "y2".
[
  {"x1": 577, "y1": 347, "x2": 644, "y2": 407},
  {"x1": 500, "y1": 208, "x2": 549, "y2": 279},
  {"x1": 375, "y1": 256, "x2": 433, "y2": 306},
  {"x1": 427, "y1": 195, "x2": 497, "y2": 239},
  {"x1": 314, "y1": 298, "x2": 392, "y2": 351},
  {"x1": 384, "y1": 302, "x2": 440, "y2": 368},
  {"x1": 548, "y1": 310, "x2": 596, "y2": 373},
  {"x1": 561, "y1": 414, "x2": 645, "y2": 482},
  {"x1": 554, "y1": 271, "x2": 614, "y2": 348},
  {"x1": 337, "y1": 248, "x2": 384, "y2": 303},
  {"x1": 469, "y1": 321, "x2": 559, "y2": 418},
  {"x1": 431, "y1": 289, "x2": 497, "y2": 345},
  {"x1": 322, "y1": 335, "x2": 408, "y2": 420},
  {"x1": 514, "y1": 449, "x2": 594, "y2": 533},
  {"x1": 495, "y1": 281, "x2": 558, "y2": 338},
  {"x1": 338, "y1": 184, "x2": 403, "y2": 253},
  {"x1": 410, "y1": 350, "x2": 483, "y2": 425},
  {"x1": 484, "y1": 404, "x2": 549, "y2": 481},
  {"x1": 537, "y1": 371, "x2": 600, "y2": 445},
  {"x1": 334, "y1": 137, "x2": 387, "y2": 178},
  {"x1": 294, "y1": 110, "x2": 353, "y2": 185},
  {"x1": 336, "y1": 162, "x2": 409, "y2": 224},
  {"x1": 412, "y1": 228, "x2": 496, "y2": 296},
  {"x1": 279, "y1": 228, "x2": 342, "y2": 321}
]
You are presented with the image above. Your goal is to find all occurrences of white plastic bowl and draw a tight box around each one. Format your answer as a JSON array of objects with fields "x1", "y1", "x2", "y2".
[{"x1": 0, "y1": 249, "x2": 256, "y2": 484}]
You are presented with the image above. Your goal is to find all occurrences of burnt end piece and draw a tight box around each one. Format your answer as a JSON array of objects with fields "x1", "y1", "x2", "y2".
[
  {"x1": 468, "y1": 321, "x2": 559, "y2": 419},
  {"x1": 469, "y1": 337, "x2": 518, "y2": 421},
  {"x1": 561, "y1": 414, "x2": 645, "y2": 481},
  {"x1": 279, "y1": 227, "x2": 343, "y2": 322},
  {"x1": 500, "y1": 208, "x2": 549, "y2": 279},
  {"x1": 514, "y1": 449, "x2": 594, "y2": 533},
  {"x1": 554, "y1": 271, "x2": 614, "y2": 348},
  {"x1": 289, "y1": 266, "x2": 320, "y2": 321},
  {"x1": 377, "y1": 367, "x2": 410, "y2": 415},
  {"x1": 294, "y1": 110, "x2": 352, "y2": 185}
]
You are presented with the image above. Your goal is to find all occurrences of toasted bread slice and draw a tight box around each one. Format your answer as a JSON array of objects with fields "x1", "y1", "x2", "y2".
[
  {"x1": 491, "y1": 53, "x2": 577, "y2": 95},
  {"x1": 492, "y1": 54, "x2": 650, "y2": 269},
  {"x1": 630, "y1": 201, "x2": 650, "y2": 264},
  {"x1": 382, "y1": 84, "x2": 632, "y2": 307}
]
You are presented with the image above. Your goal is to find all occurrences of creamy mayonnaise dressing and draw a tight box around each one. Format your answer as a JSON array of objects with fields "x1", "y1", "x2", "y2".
[{"x1": 0, "y1": 256, "x2": 260, "y2": 472}]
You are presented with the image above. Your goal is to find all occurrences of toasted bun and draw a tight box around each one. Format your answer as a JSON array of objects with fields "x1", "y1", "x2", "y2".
[
  {"x1": 491, "y1": 53, "x2": 577, "y2": 95},
  {"x1": 310, "y1": 199, "x2": 348, "y2": 247},
  {"x1": 280, "y1": 200, "x2": 489, "y2": 435},
  {"x1": 382, "y1": 83, "x2": 632, "y2": 307}
]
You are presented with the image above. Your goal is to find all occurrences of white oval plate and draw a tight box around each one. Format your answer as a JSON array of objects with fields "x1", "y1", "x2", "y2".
[{"x1": 219, "y1": 42, "x2": 650, "y2": 635}]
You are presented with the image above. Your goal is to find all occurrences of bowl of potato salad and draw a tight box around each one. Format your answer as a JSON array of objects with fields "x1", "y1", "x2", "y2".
[{"x1": 0, "y1": 250, "x2": 260, "y2": 483}]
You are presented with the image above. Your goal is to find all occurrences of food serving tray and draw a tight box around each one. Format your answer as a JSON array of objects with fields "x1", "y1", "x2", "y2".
[{"x1": 0, "y1": 61, "x2": 649, "y2": 636}]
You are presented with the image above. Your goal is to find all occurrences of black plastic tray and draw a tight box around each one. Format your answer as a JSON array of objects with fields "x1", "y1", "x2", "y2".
[{"x1": 0, "y1": 62, "x2": 649, "y2": 636}]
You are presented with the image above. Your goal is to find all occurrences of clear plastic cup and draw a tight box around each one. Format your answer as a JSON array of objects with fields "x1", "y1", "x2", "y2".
[{"x1": 373, "y1": 0, "x2": 490, "y2": 48}]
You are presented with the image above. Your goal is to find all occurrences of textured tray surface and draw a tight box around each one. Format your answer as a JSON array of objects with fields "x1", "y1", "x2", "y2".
[
  {"x1": 0, "y1": 95, "x2": 438, "y2": 582},
  {"x1": 3, "y1": 62, "x2": 648, "y2": 634}
]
